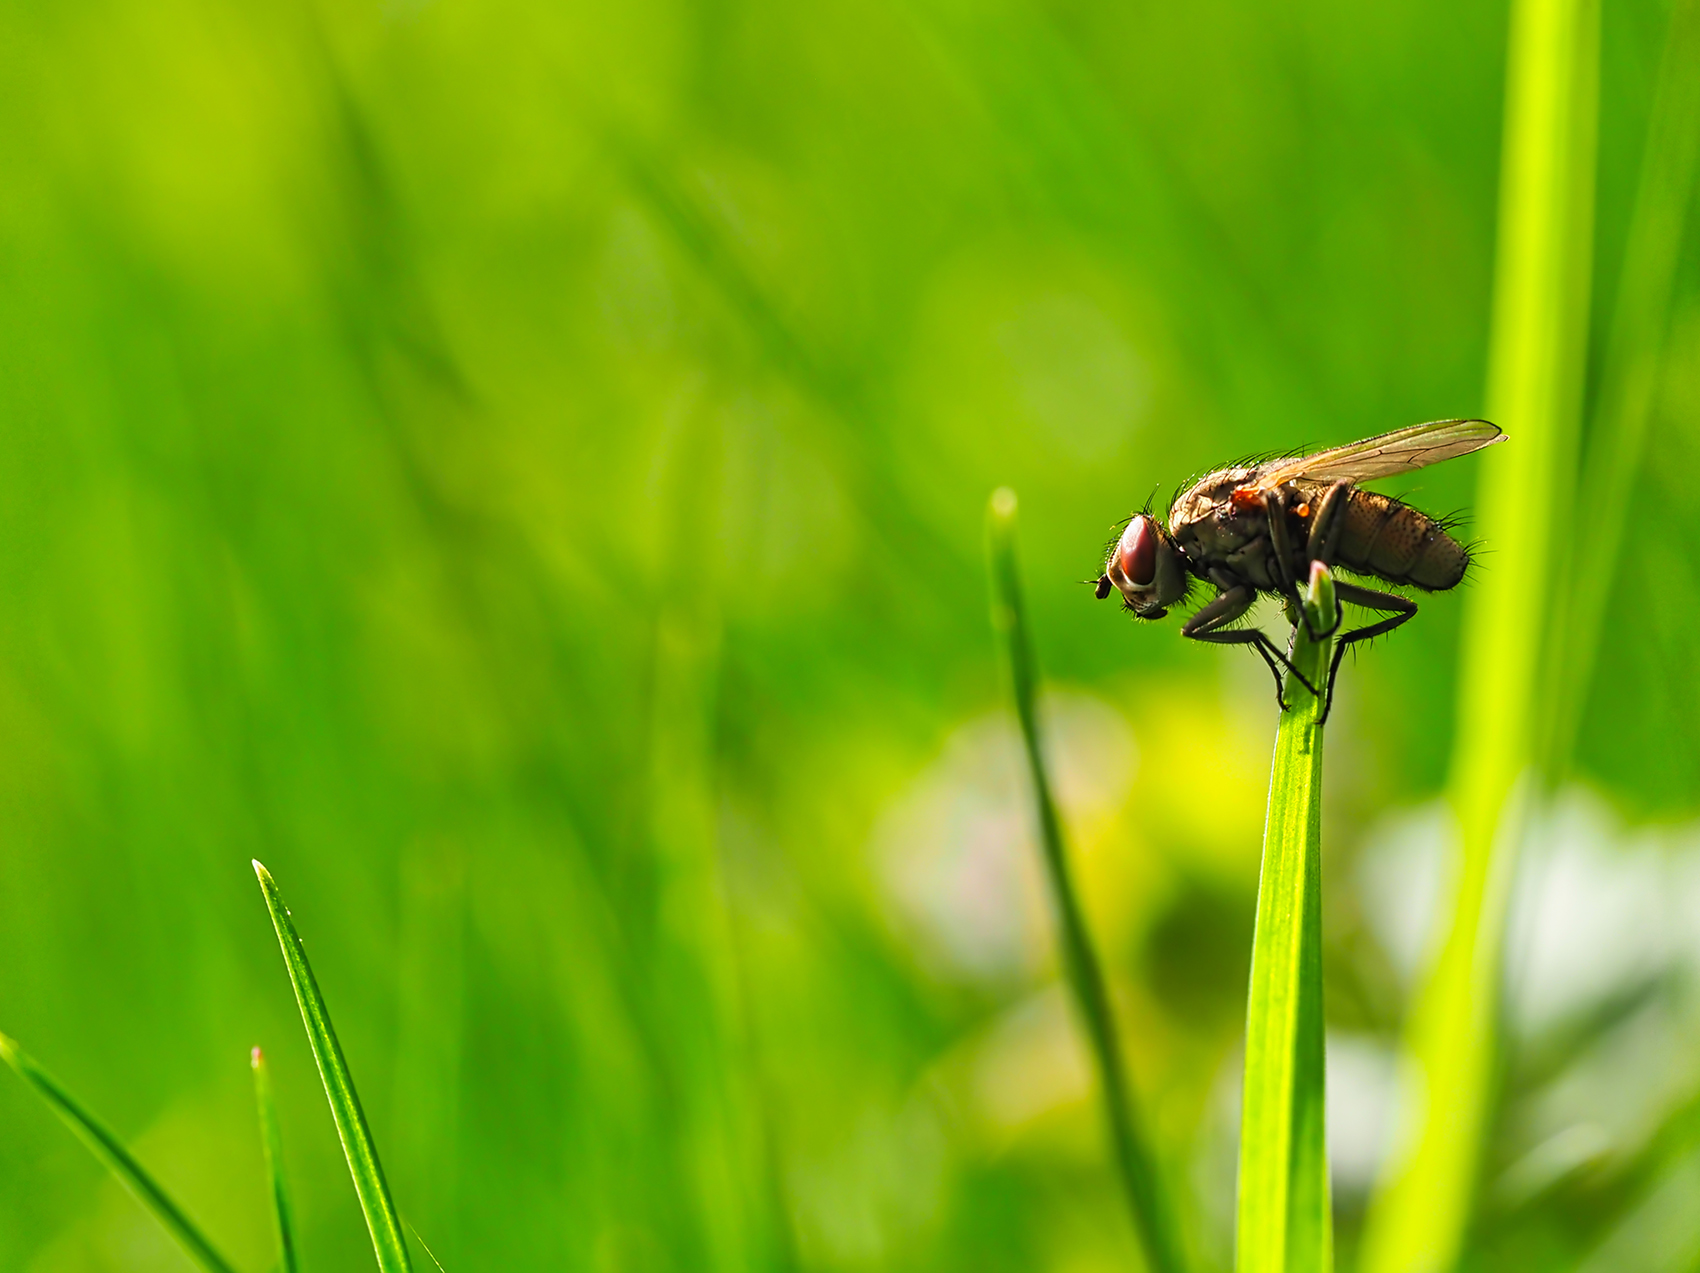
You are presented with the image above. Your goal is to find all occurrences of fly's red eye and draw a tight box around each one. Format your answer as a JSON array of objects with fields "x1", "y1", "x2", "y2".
[{"x1": 1118, "y1": 517, "x2": 1157, "y2": 587}]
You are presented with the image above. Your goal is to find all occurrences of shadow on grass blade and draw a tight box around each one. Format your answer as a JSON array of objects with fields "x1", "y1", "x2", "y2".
[
  {"x1": 0, "y1": 1033, "x2": 240, "y2": 1273},
  {"x1": 252, "y1": 1046, "x2": 300, "y2": 1273},
  {"x1": 986, "y1": 488, "x2": 1186, "y2": 1273},
  {"x1": 254, "y1": 860, "x2": 414, "y2": 1273}
]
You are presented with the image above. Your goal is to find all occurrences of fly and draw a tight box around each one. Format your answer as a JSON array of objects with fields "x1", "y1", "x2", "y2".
[{"x1": 1094, "y1": 418, "x2": 1506, "y2": 723}]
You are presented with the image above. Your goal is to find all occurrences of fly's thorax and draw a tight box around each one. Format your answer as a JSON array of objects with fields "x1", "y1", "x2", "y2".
[
  {"x1": 1169, "y1": 469, "x2": 1267, "y2": 570},
  {"x1": 1169, "y1": 467, "x2": 1254, "y2": 528},
  {"x1": 1102, "y1": 514, "x2": 1188, "y2": 618}
]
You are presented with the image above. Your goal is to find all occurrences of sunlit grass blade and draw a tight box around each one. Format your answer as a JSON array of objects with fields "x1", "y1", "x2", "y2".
[
  {"x1": 252, "y1": 1046, "x2": 300, "y2": 1273},
  {"x1": 986, "y1": 488, "x2": 1186, "y2": 1273},
  {"x1": 0, "y1": 1033, "x2": 240, "y2": 1273},
  {"x1": 254, "y1": 860, "x2": 414, "y2": 1273},
  {"x1": 1361, "y1": 0, "x2": 1599, "y2": 1268},
  {"x1": 1551, "y1": 0, "x2": 1700, "y2": 769},
  {"x1": 1235, "y1": 564, "x2": 1334, "y2": 1273}
]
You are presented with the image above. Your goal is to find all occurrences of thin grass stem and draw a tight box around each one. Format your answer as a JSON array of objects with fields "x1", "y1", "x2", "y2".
[
  {"x1": 254, "y1": 860, "x2": 414, "y2": 1273},
  {"x1": 1235, "y1": 565, "x2": 1335, "y2": 1273},
  {"x1": 252, "y1": 1046, "x2": 300, "y2": 1273},
  {"x1": 408, "y1": 1220, "x2": 448, "y2": 1272},
  {"x1": 986, "y1": 487, "x2": 1185, "y2": 1273},
  {"x1": 0, "y1": 1033, "x2": 240, "y2": 1273}
]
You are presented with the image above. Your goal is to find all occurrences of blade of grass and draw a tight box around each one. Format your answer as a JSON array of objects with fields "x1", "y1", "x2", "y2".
[
  {"x1": 252, "y1": 1047, "x2": 300, "y2": 1273},
  {"x1": 1361, "y1": 0, "x2": 1599, "y2": 1268},
  {"x1": 254, "y1": 860, "x2": 414, "y2": 1273},
  {"x1": 1551, "y1": 0, "x2": 1700, "y2": 770},
  {"x1": 1235, "y1": 564, "x2": 1335, "y2": 1273},
  {"x1": 407, "y1": 1220, "x2": 448, "y2": 1272},
  {"x1": 986, "y1": 488, "x2": 1185, "y2": 1273},
  {"x1": 0, "y1": 1033, "x2": 240, "y2": 1273}
]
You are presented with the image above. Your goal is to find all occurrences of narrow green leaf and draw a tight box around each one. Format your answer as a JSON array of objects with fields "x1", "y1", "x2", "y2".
[
  {"x1": 254, "y1": 860, "x2": 414, "y2": 1273},
  {"x1": 0, "y1": 1033, "x2": 240, "y2": 1273},
  {"x1": 1235, "y1": 564, "x2": 1334, "y2": 1273},
  {"x1": 1551, "y1": 0, "x2": 1700, "y2": 768},
  {"x1": 407, "y1": 1220, "x2": 448, "y2": 1272},
  {"x1": 986, "y1": 488, "x2": 1186, "y2": 1273},
  {"x1": 1361, "y1": 0, "x2": 1599, "y2": 1268},
  {"x1": 252, "y1": 1047, "x2": 300, "y2": 1273}
]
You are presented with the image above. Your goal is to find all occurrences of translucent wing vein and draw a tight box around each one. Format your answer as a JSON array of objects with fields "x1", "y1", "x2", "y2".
[{"x1": 1252, "y1": 419, "x2": 1504, "y2": 489}]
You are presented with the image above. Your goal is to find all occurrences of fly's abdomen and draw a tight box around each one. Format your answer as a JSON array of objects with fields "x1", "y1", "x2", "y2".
[{"x1": 1335, "y1": 490, "x2": 1468, "y2": 590}]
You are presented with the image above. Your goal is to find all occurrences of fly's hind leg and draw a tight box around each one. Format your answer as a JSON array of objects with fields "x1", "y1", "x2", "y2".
[
  {"x1": 1321, "y1": 581, "x2": 1418, "y2": 725},
  {"x1": 1183, "y1": 579, "x2": 1319, "y2": 712}
]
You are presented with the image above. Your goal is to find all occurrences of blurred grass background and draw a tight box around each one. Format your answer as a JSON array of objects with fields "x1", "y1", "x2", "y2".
[{"x1": 0, "y1": 0, "x2": 1697, "y2": 1269}]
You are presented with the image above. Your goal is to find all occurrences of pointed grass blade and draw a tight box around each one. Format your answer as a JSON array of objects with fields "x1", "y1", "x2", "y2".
[
  {"x1": 252, "y1": 1047, "x2": 300, "y2": 1273},
  {"x1": 0, "y1": 1033, "x2": 240, "y2": 1273},
  {"x1": 986, "y1": 488, "x2": 1186, "y2": 1273},
  {"x1": 254, "y1": 860, "x2": 413, "y2": 1272},
  {"x1": 1235, "y1": 564, "x2": 1335, "y2": 1273},
  {"x1": 407, "y1": 1220, "x2": 448, "y2": 1272}
]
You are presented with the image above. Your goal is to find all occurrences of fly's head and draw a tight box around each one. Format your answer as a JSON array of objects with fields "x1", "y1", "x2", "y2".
[{"x1": 1097, "y1": 514, "x2": 1187, "y2": 619}]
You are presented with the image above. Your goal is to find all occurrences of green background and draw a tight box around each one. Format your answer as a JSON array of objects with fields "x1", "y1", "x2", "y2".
[{"x1": 0, "y1": 0, "x2": 1695, "y2": 1268}]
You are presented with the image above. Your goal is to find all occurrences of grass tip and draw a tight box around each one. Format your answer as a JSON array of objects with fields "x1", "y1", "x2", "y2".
[
  {"x1": 407, "y1": 1221, "x2": 447, "y2": 1272},
  {"x1": 1304, "y1": 560, "x2": 1338, "y2": 633},
  {"x1": 251, "y1": 1046, "x2": 263, "y2": 1068},
  {"x1": 0, "y1": 1032, "x2": 17, "y2": 1066},
  {"x1": 989, "y1": 487, "x2": 1018, "y2": 521}
]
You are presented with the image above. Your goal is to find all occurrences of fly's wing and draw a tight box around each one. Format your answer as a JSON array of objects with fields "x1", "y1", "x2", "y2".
[{"x1": 1250, "y1": 419, "x2": 1504, "y2": 490}]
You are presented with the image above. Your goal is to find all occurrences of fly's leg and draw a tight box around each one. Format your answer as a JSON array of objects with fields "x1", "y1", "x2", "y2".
[
  {"x1": 1302, "y1": 480, "x2": 1355, "y2": 639},
  {"x1": 1260, "y1": 488, "x2": 1309, "y2": 620},
  {"x1": 1306, "y1": 480, "x2": 1353, "y2": 562},
  {"x1": 1321, "y1": 581, "x2": 1417, "y2": 725},
  {"x1": 1182, "y1": 579, "x2": 1319, "y2": 711},
  {"x1": 1263, "y1": 486, "x2": 1342, "y2": 643}
]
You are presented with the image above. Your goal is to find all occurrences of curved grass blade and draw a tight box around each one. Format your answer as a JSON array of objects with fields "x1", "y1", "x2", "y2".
[
  {"x1": 252, "y1": 1047, "x2": 300, "y2": 1273},
  {"x1": 1235, "y1": 564, "x2": 1335, "y2": 1273},
  {"x1": 0, "y1": 1033, "x2": 240, "y2": 1273},
  {"x1": 254, "y1": 860, "x2": 414, "y2": 1272},
  {"x1": 986, "y1": 488, "x2": 1186, "y2": 1273}
]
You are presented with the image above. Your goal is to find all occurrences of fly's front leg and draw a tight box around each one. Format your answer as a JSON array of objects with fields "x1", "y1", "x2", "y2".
[
  {"x1": 1303, "y1": 480, "x2": 1355, "y2": 639},
  {"x1": 1183, "y1": 574, "x2": 1319, "y2": 711},
  {"x1": 1321, "y1": 581, "x2": 1418, "y2": 725}
]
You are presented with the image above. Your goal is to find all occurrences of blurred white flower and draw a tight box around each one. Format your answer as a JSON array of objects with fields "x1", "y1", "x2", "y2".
[
  {"x1": 1355, "y1": 787, "x2": 1700, "y2": 1181},
  {"x1": 1505, "y1": 790, "x2": 1681, "y2": 1035},
  {"x1": 1355, "y1": 801, "x2": 1452, "y2": 986},
  {"x1": 1327, "y1": 1032, "x2": 1399, "y2": 1196},
  {"x1": 872, "y1": 692, "x2": 1137, "y2": 983}
]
